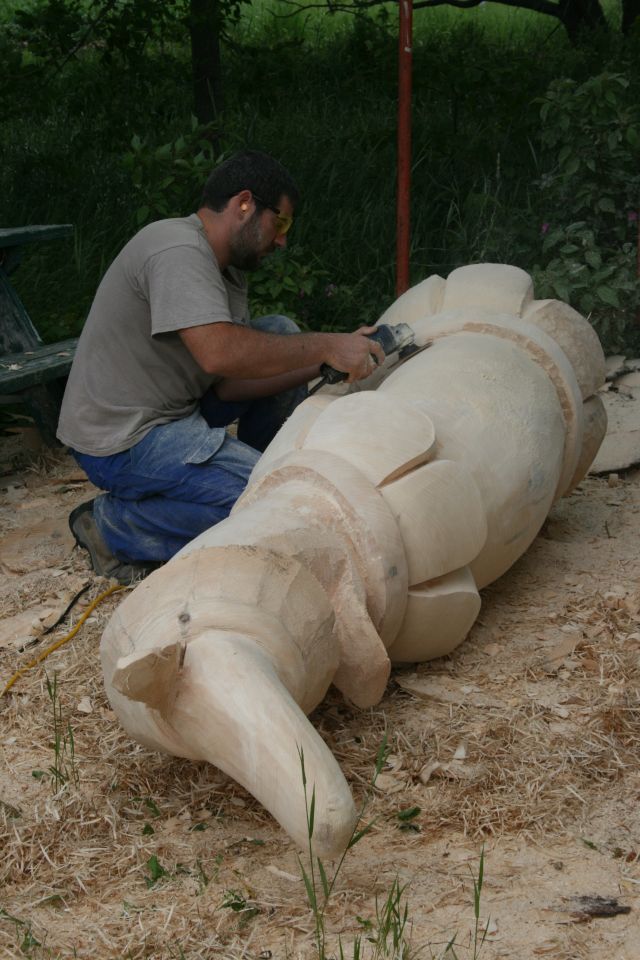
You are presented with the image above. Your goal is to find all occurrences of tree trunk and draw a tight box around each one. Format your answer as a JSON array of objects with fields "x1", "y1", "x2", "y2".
[
  {"x1": 558, "y1": 0, "x2": 608, "y2": 40},
  {"x1": 189, "y1": 0, "x2": 223, "y2": 127},
  {"x1": 622, "y1": 0, "x2": 640, "y2": 32}
]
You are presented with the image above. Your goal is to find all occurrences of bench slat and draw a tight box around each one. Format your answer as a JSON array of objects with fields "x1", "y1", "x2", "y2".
[
  {"x1": 0, "y1": 338, "x2": 78, "y2": 393},
  {"x1": 0, "y1": 225, "x2": 74, "y2": 249},
  {"x1": 0, "y1": 223, "x2": 77, "y2": 445}
]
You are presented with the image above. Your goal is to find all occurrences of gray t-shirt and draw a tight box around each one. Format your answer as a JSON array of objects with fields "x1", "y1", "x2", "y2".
[{"x1": 57, "y1": 214, "x2": 249, "y2": 456}]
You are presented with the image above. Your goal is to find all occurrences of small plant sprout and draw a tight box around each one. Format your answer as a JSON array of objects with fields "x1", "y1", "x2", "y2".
[
  {"x1": 44, "y1": 671, "x2": 79, "y2": 793},
  {"x1": 194, "y1": 858, "x2": 210, "y2": 895},
  {"x1": 298, "y1": 736, "x2": 416, "y2": 959},
  {"x1": 471, "y1": 846, "x2": 489, "y2": 960},
  {"x1": 0, "y1": 907, "x2": 43, "y2": 959},
  {"x1": 396, "y1": 806, "x2": 421, "y2": 833},
  {"x1": 221, "y1": 889, "x2": 261, "y2": 925},
  {"x1": 145, "y1": 854, "x2": 168, "y2": 888},
  {"x1": 439, "y1": 846, "x2": 489, "y2": 960},
  {"x1": 361, "y1": 878, "x2": 411, "y2": 960},
  {"x1": 144, "y1": 796, "x2": 162, "y2": 817}
]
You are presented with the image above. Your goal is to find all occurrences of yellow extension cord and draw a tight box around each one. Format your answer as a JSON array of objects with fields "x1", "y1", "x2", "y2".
[{"x1": 1, "y1": 583, "x2": 125, "y2": 697}]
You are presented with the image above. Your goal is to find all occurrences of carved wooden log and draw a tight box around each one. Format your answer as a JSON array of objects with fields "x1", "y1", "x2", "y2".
[{"x1": 100, "y1": 264, "x2": 606, "y2": 856}]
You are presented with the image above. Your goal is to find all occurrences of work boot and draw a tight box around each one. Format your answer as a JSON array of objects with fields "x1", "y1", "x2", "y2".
[{"x1": 69, "y1": 500, "x2": 158, "y2": 585}]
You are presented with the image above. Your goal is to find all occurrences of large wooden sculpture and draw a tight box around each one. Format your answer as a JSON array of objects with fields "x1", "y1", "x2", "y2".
[{"x1": 100, "y1": 264, "x2": 606, "y2": 856}]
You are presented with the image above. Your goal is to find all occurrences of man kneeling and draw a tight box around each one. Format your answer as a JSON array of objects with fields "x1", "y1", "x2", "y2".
[{"x1": 58, "y1": 150, "x2": 382, "y2": 582}]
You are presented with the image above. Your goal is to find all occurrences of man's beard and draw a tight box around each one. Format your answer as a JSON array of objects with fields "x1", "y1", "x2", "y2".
[{"x1": 228, "y1": 215, "x2": 267, "y2": 272}]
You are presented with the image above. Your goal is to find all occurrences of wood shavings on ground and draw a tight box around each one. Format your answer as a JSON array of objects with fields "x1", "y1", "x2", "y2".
[
  {"x1": 1, "y1": 448, "x2": 639, "y2": 959},
  {"x1": 591, "y1": 354, "x2": 640, "y2": 474}
]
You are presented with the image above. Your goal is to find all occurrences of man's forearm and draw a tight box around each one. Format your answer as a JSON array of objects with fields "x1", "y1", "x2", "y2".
[
  {"x1": 180, "y1": 323, "x2": 330, "y2": 378},
  {"x1": 179, "y1": 322, "x2": 384, "y2": 382},
  {"x1": 214, "y1": 364, "x2": 320, "y2": 402}
]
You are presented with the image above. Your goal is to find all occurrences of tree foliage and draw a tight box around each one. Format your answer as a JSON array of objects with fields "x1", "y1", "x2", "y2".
[
  {"x1": 276, "y1": 0, "x2": 638, "y2": 42},
  {"x1": 533, "y1": 72, "x2": 640, "y2": 347},
  {"x1": 7, "y1": 0, "x2": 639, "y2": 136},
  {"x1": 3, "y1": 0, "x2": 639, "y2": 350},
  {"x1": 9, "y1": 0, "x2": 249, "y2": 125}
]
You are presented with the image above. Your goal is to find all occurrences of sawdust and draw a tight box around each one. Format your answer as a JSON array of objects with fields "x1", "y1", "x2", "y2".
[{"x1": 1, "y1": 441, "x2": 639, "y2": 960}]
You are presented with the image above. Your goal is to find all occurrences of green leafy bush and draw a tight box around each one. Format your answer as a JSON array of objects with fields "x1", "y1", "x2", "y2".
[
  {"x1": 123, "y1": 124, "x2": 329, "y2": 320},
  {"x1": 123, "y1": 117, "x2": 221, "y2": 228},
  {"x1": 249, "y1": 246, "x2": 328, "y2": 323},
  {"x1": 532, "y1": 72, "x2": 640, "y2": 349},
  {"x1": 12, "y1": 0, "x2": 88, "y2": 59}
]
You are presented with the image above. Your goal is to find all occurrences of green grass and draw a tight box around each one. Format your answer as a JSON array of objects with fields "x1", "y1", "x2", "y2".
[
  {"x1": 297, "y1": 741, "x2": 495, "y2": 959},
  {"x1": 297, "y1": 737, "x2": 417, "y2": 960},
  {"x1": 30, "y1": 672, "x2": 79, "y2": 794}
]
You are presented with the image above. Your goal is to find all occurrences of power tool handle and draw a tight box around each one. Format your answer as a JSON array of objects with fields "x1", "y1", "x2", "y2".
[
  {"x1": 317, "y1": 326, "x2": 394, "y2": 385},
  {"x1": 317, "y1": 363, "x2": 348, "y2": 385}
]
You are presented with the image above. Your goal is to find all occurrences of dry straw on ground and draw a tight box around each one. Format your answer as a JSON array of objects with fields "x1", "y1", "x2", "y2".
[{"x1": 1, "y1": 447, "x2": 639, "y2": 959}]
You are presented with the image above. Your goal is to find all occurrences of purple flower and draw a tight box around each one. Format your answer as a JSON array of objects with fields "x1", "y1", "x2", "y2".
[
  {"x1": 628, "y1": 211, "x2": 638, "y2": 223},
  {"x1": 324, "y1": 283, "x2": 337, "y2": 298},
  {"x1": 541, "y1": 222, "x2": 550, "y2": 235}
]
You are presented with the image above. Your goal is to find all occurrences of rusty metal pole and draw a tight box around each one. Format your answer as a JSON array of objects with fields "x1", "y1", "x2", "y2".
[
  {"x1": 637, "y1": 210, "x2": 640, "y2": 327},
  {"x1": 396, "y1": 0, "x2": 413, "y2": 297}
]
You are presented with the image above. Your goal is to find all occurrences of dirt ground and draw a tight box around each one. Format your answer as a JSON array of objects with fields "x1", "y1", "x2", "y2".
[{"x1": 1, "y1": 434, "x2": 639, "y2": 960}]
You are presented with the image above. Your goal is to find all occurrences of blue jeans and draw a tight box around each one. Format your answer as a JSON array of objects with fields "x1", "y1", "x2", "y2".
[{"x1": 72, "y1": 315, "x2": 307, "y2": 563}]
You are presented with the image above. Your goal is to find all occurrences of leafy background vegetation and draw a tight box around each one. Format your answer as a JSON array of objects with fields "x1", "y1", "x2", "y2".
[{"x1": 2, "y1": 0, "x2": 640, "y2": 351}]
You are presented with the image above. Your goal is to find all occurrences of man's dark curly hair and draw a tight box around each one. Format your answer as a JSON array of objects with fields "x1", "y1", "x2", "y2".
[{"x1": 201, "y1": 150, "x2": 300, "y2": 212}]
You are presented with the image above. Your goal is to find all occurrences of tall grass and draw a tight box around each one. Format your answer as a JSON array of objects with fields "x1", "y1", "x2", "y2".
[{"x1": 1, "y1": 1, "x2": 636, "y2": 344}]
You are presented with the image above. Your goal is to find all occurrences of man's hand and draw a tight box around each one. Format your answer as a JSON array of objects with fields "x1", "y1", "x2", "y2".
[{"x1": 324, "y1": 326, "x2": 385, "y2": 383}]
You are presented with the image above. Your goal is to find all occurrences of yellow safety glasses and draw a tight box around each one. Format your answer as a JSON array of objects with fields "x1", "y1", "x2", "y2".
[{"x1": 252, "y1": 192, "x2": 293, "y2": 236}]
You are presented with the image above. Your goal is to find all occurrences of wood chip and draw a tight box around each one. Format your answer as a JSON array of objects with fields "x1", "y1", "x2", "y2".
[
  {"x1": 564, "y1": 895, "x2": 631, "y2": 919},
  {"x1": 617, "y1": 371, "x2": 640, "y2": 388},
  {"x1": 590, "y1": 389, "x2": 640, "y2": 473},
  {"x1": 395, "y1": 674, "x2": 496, "y2": 707},
  {"x1": 542, "y1": 633, "x2": 580, "y2": 669},
  {"x1": 605, "y1": 355, "x2": 627, "y2": 380},
  {"x1": 374, "y1": 772, "x2": 407, "y2": 793},
  {"x1": 265, "y1": 865, "x2": 301, "y2": 883}
]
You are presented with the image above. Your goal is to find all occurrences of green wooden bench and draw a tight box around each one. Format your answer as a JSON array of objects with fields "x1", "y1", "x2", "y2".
[{"x1": 0, "y1": 224, "x2": 78, "y2": 445}]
